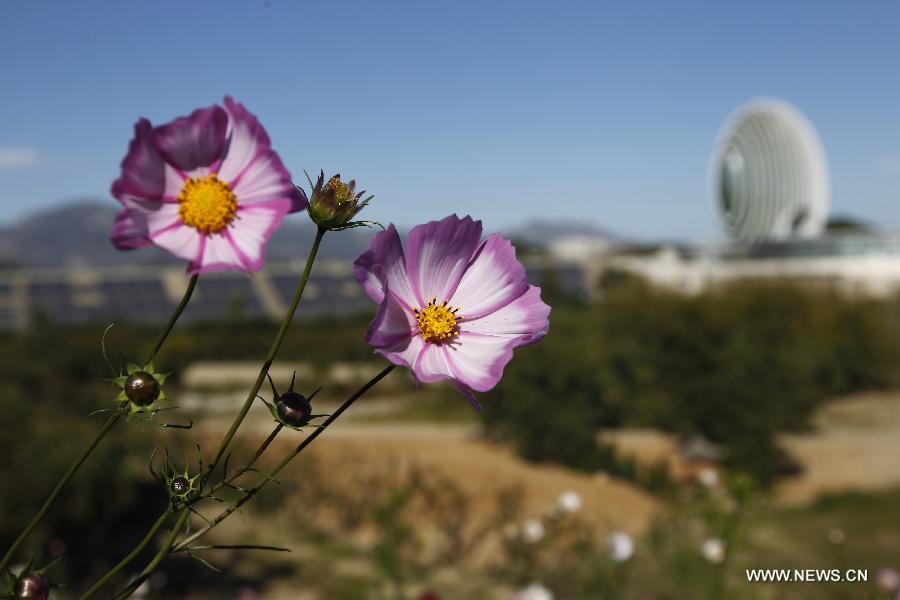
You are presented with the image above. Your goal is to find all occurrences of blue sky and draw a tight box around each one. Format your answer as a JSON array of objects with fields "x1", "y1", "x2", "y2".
[{"x1": 0, "y1": 0, "x2": 898, "y2": 239}]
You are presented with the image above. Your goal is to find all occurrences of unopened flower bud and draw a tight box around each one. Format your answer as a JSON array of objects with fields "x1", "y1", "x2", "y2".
[
  {"x1": 124, "y1": 371, "x2": 161, "y2": 406},
  {"x1": 115, "y1": 363, "x2": 169, "y2": 414},
  {"x1": 170, "y1": 476, "x2": 190, "y2": 495},
  {"x1": 15, "y1": 573, "x2": 50, "y2": 600},
  {"x1": 165, "y1": 466, "x2": 202, "y2": 506},
  {"x1": 307, "y1": 171, "x2": 372, "y2": 229},
  {"x1": 276, "y1": 391, "x2": 313, "y2": 426}
]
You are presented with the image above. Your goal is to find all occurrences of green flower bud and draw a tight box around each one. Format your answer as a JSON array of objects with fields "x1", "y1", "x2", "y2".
[
  {"x1": 306, "y1": 171, "x2": 372, "y2": 230},
  {"x1": 164, "y1": 466, "x2": 202, "y2": 507}
]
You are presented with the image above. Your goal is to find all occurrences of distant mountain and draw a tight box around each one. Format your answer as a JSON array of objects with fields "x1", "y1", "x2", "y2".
[
  {"x1": 0, "y1": 202, "x2": 626, "y2": 270},
  {"x1": 0, "y1": 200, "x2": 376, "y2": 269},
  {"x1": 826, "y1": 214, "x2": 875, "y2": 233}
]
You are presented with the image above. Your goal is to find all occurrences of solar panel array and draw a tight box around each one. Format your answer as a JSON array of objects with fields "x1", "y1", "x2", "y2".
[{"x1": 0, "y1": 260, "x2": 587, "y2": 331}]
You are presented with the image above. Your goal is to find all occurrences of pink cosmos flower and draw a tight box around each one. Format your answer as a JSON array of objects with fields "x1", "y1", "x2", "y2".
[
  {"x1": 110, "y1": 97, "x2": 307, "y2": 274},
  {"x1": 354, "y1": 214, "x2": 551, "y2": 409}
]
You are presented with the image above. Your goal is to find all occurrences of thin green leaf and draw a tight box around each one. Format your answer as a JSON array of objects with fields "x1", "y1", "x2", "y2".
[
  {"x1": 184, "y1": 544, "x2": 291, "y2": 553},
  {"x1": 100, "y1": 323, "x2": 117, "y2": 376},
  {"x1": 35, "y1": 556, "x2": 62, "y2": 575},
  {"x1": 246, "y1": 467, "x2": 281, "y2": 484},
  {"x1": 186, "y1": 552, "x2": 220, "y2": 573},
  {"x1": 188, "y1": 505, "x2": 212, "y2": 526},
  {"x1": 208, "y1": 495, "x2": 239, "y2": 511}
]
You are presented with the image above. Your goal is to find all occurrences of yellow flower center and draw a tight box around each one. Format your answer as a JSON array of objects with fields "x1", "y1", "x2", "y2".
[
  {"x1": 413, "y1": 297, "x2": 463, "y2": 343},
  {"x1": 327, "y1": 176, "x2": 352, "y2": 202},
  {"x1": 177, "y1": 174, "x2": 238, "y2": 234}
]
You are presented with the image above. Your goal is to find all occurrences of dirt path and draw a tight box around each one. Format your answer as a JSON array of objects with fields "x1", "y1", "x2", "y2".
[
  {"x1": 186, "y1": 358, "x2": 900, "y2": 510},
  {"x1": 774, "y1": 391, "x2": 900, "y2": 504},
  {"x1": 313, "y1": 422, "x2": 660, "y2": 535},
  {"x1": 602, "y1": 392, "x2": 900, "y2": 505}
]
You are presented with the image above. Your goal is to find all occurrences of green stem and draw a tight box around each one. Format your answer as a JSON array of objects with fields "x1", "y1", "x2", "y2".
[
  {"x1": 76, "y1": 507, "x2": 173, "y2": 600},
  {"x1": 145, "y1": 274, "x2": 198, "y2": 365},
  {"x1": 112, "y1": 423, "x2": 284, "y2": 600},
  {"x1": 115, "y1": 365, "x2": 394, "y2": 599},
  {"x1": 173, "y1": 363, "x2": 395, "y2": 552},
  {"x1": 206, "y1": 227, "x2": 326, "y2": 476},
  {"x1": 209, "y1": 423, "x2": 284, "y2": 497},
  {"x1": 0, "y1": 413, "x2": 120, "y2": 573},
  {"x1": 110, "y1": 230, "x2": 328, "y2": 600},
  {"x1": 709, "y1": 496, "x2": 747, "y2": 600},
  {"x1": 0, "y1": 272, "x2": 199, "y2": 575},
  {"x1": 109, "y1": 498, "x2": 189, "y2": 599}
]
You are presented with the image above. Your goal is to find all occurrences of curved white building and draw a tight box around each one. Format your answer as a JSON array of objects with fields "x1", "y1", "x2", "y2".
[{"x1": 711, "y1": 99, "x2": 829, "y2": 243}]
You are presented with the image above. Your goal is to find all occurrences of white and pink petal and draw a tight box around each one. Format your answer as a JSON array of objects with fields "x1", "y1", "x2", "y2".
[
  {"x1": 113, "y1": 202, "x2": 182, "y2": 251},
  {"x1": 413, "y1": 343, "x2": 454, "y2": 384},
  {"x1": 353, "y1": 225, "x2": 417, "y2": 307},
  {"x1": 230, "y1": 150, "x2": 306, "y2": 211},
  {"x1": 376, "y1": 334, "x2": 426, "y2": 373},
  {"x1": 223, "y1": 205, "x2": 286, "y2": 272},
  {"x1": 445, "y1": 331, "x2": 519, "y2": 392},
  {"x1": 364, "y1": 289, "x2": 418, "y2": 347},
  {"x1": 110, "y1": 209, "x2": 152, "y2": 250},
  {"x1": 217, "y1": 96, "x2": 272, "y2": 183},
  {"x1": 460, "y1": 285, "x2": 550, "y2": 344},
  {"x1": 405, "y1": 215, "x2": 482, "y2": 305},
  {"x1": 187, "y1": 233, "x2": 244, "y2": 275},
  {"x1": 451, "y1": 234, "x2": 529, "y2": 319},
  {"x1": 111, "y1": 119, "x2": 168, "y2": 202},
  {"x1": 149, "y1": 105, "x2": 228, "y2": 172},
  {"x1": 150, "y1": 222, "x2": 204, "y2": 264}
]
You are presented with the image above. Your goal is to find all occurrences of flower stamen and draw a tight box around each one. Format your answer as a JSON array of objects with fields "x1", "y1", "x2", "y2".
[
  {"x1": 327, "y1": 176, "x2": 353, "y2": 202},
  {"x1": 177, "y1": 173, "x2": 238, "y2": 234},
  {"x1": 413, "y1": 297, "x2": 463, "y2": 343}
]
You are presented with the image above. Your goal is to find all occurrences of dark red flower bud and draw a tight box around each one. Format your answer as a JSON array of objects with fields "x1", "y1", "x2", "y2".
[
  {"x1": 275, "y1": 391, "x2": 313, "y2": 426},
  {"x1": 170, "y1": 476, "x2": 190, "y2": 495},
  {"x1": 15, "y1": 573, "x2": 49, "y2": 600},
  {"x1": 124, "y1": 371, "x2": 161, "y2": 406}
]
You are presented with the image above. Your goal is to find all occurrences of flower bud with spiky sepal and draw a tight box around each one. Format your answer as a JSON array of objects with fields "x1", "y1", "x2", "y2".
[
  {"x1": 163, "y1": 455, "x2": 204, "y2": 508},
  {"x1": 6, "y1": 556, "x2": 59, "y2": 600},
  {"x1": 13, "y1": 573, "x2": 49, "y2": 600},
  {"x1": 111, "y1": 362, "x2": 169, "y2": 414},
  {"x1": 260, "y1": 371, "x2": 327, "y2": 431},
  {"x1": 305, "y1": 170, "x2": 374, "y2": 231}
]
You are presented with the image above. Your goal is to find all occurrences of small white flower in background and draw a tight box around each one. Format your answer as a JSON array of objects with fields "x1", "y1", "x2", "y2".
[
  {"x1": 521, "y1": 518, "x2": 546, "y2": 543},
  {"x1": 607, "y1": 530, "x2": 635, "y2": 562},
  {"x1": 701, "y1": 538, "x2": 726, "y2": 564},
  {"x1": 557, "y1": 490, "x2": 583, "y2": 513},
  {"x1": 516, "y1": 583, "x2": 554, "y2": 600},
  {"x1": 697, "y1": 467, "x2": 719, "y2": 488},
  {"x1": 876, "y1": 568, "x2": 900, "y2": 592},
  {"x1": 827, "y1": 527, "x2": 846, "y2": 545}
]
